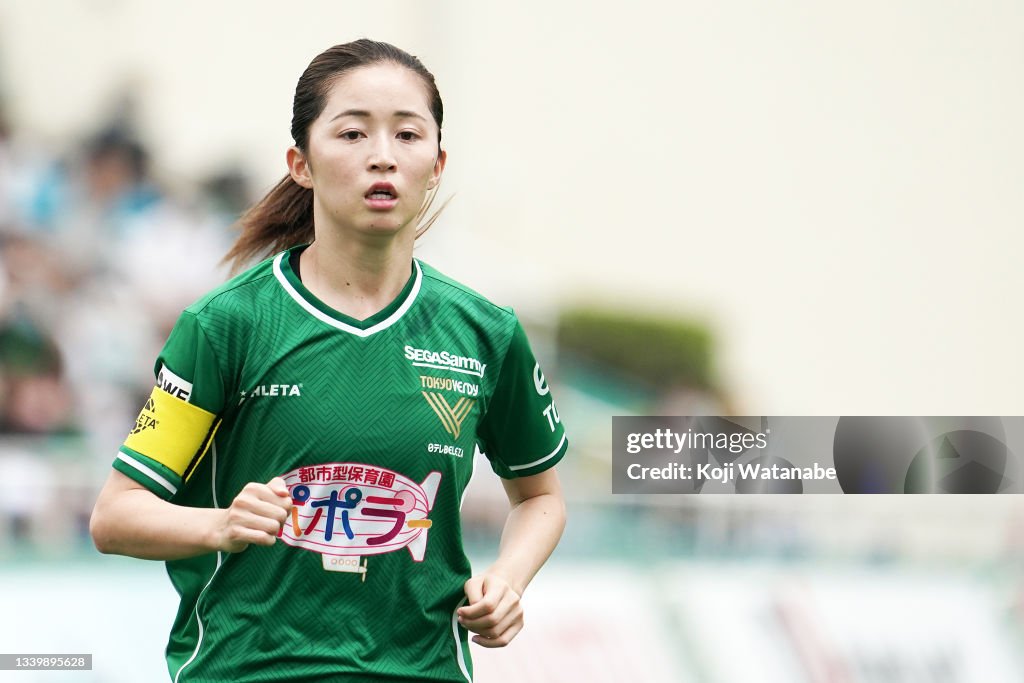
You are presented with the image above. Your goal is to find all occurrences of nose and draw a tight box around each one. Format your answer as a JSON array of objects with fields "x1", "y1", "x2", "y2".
[{"x1": 367, "y1": 135, "x2": 397, "y2": 172}]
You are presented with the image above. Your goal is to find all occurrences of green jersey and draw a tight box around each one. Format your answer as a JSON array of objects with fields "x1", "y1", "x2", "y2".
[{"x1": 112, "y1": 245, "x2": 568, "y2": 682}]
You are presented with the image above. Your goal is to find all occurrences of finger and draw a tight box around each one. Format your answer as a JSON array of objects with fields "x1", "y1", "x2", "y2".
[
  {"x1": 460, "y1": 577, "x2": 485, "y2": 612},
  {"x1": 225, "y1": 527, "x2": 277, "y2": 551},
  {"x1": 460, "y1": 596, "x2": 509, "y2": 631},
  {"x1": 233, "y1": 510, "x2": 286, "y2": 536},
  {"x1": 236, "y1": 498, "x2": 290, "y2": 524},
  {"x1": 270, "y1": 493, "x2": 294, "y2": 513},
  {"x1": 470, "y1": 604, "x2": 522, "y2": 640},
  {"x1": 482, "y1": 574, "x2": 519, "y2": 606},
  {"x1": 244, "y1": 528, "x2": 280, "y2": 548},
  {"x1": 472, "y1": 620, "x2": 523, "y2": 649},
  {"x1": 462, "y1": 575, "x2": 517, "y2": 619},
  {"x1": 258, "y1": 485, "x2": 294, "y2": 511},
  {"x1": 460, "y1": 575, "x2": 511, "y2": 619},
  {"x1": 240, "y1": 487, "x2": 293, "y2": 514},
  {"x1": 267, "y1": 477, "x2": 291, "y2": 498},
  {"x1": 462, "y1": 592, "x2": 518, "y2": 632},
  {"x1": 458, "y1": 587, "x2": 502, "y2": 620},
  {"x1": 249, "y1": 482, "x2": 293, "y2": 506}
]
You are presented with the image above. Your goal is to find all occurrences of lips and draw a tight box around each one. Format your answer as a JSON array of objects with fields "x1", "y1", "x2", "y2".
[
  {"x1": 365, "y1": 182, "x2": 398, "y2": 200},
  {"x1": 364, "y1": 182, "x2": 399, "y2": 211}
]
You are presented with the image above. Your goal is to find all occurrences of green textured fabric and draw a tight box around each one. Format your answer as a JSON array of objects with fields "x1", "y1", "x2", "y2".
[{"x1": 112, "y1": 245, "x2": 568, "y2": 683}]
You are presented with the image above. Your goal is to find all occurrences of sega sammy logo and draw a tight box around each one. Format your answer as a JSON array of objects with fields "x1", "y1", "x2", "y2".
[
  {"x1": 404, "y1": 345, "x2": 486, "y2": 378},
  {"x1": 277, "y1": 463, "x2": 440, "y2": 562}
]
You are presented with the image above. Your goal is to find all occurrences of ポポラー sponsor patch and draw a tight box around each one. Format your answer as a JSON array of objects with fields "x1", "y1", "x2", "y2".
[{"x1": 277, "y1": 463, "x2": 441, "y2": 563}]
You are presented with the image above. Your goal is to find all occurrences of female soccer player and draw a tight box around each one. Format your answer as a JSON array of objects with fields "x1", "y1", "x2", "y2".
[{"x1": 90, "y1": 39, "x2": 567, "y2": 683}]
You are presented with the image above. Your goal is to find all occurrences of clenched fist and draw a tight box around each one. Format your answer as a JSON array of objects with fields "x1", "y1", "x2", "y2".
[
  {"x1": 215, "y1": 477, "x2": 293, "y2": 553},
  {"x1": 458, "y1": 574, "x2": 524, "y2": 648}
]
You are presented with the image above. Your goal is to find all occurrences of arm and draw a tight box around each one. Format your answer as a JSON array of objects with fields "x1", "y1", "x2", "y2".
[
  {"x1": 90, "y1": 469, "x2": 293, "y2": 560},
  {"x1": 457, "y1": 467, "x2": 566, "y2": 647}
]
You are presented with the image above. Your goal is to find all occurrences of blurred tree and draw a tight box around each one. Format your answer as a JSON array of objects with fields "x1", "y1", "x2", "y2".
[{"x1": 557, "y1": 307, "x2": 715, "y2": 392}]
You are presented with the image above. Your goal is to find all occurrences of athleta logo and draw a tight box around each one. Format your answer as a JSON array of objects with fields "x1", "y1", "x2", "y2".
[
  {"x1": 156, "y1": 364, "x2": 192, "y2": 402},
  {"x1": 239, "y1": 383, "x2": 303, "y2": 404},
  {"x1": 404, "y1": 345, "x2": 486, "y2": 378},
  {"x1": 130, "y1": 397, "x2": 158, "y2": 434},
  {"x1": 422, "y1": 393, "x2": 475, "y2": 439}
]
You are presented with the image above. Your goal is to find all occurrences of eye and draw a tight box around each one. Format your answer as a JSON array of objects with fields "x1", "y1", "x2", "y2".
[
  {"x1": 339, "y1": 130, "x2": 363, "y2": 141},
  {"x1": 397, "y1": 131, "x2": 419, "y2": 141}
]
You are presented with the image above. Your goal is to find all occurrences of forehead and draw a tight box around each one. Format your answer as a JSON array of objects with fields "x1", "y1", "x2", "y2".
[{"x1": 321, "y1": 63, "x2": 433, "y2": 119}]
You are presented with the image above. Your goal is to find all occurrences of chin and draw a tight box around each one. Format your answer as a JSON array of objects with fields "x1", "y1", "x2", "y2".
[{"x1": 362, "y1": 219, "x2": 411, "y2": 237}]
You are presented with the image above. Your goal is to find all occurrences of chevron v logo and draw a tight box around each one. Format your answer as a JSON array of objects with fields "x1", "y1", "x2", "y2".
[{"x1": 422, "y1": 392, "x2": 475, "y2": 439}]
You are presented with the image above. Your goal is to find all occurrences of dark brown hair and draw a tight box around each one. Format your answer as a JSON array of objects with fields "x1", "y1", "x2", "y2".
[{"x1": 223, "y1": 39, "x2": 446, "y2": 272}]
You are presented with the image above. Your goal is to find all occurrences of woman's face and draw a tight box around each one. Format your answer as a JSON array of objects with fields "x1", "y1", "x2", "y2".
[{"x1": 292, "y1": 63, "x2": 445, "y2": 238}]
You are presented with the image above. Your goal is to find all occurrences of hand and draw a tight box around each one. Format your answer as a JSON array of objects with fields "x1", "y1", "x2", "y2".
[
  {"x1": 215, "y1": 477, "x2": 293, "y2": 553},
  {"x1": 458, "y1": 574, "x2": 524, "y2": 648}
]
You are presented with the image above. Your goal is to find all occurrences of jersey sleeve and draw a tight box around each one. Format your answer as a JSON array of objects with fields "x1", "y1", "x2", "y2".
[
  {"x1": 112, "y1": 311, "x2": 226, "y2": 500},
  {"x1": 477, "y1": 318, "x2": 568, "y2": 478}
]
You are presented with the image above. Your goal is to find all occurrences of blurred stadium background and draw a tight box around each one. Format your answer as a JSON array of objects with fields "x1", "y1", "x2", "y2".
[{"x1": 2, "y1": 2, "x2": 1024, "y2": 681}]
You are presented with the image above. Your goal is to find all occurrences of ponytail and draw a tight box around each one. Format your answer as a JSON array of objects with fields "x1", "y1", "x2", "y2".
[
  {"x1": 412, "y1": 184, "x2": 453, "y2": 242},
  {"x1": 222, "y1": 174, "x2": 314, "y2": 274}
]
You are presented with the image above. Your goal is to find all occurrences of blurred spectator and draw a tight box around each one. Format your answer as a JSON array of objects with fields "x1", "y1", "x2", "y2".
[
  {"x1": 0, "y1": 313, "x2": 73, "y2": 434},
  {"x1": 20, "y1": 126, "x2": 162, "y2": 277},
  {"x1": 0, "y1": 100, "x2": 246, "y2": 550},
  {"x1": 0, "y1": 232, "x2": 74, "y2": 327},
  {"x1": 0, "y1": 103, "x2": 14, "y2": 226},
  {"x1": 200, "y1": 165, "x2": 254, "y2": 225}
]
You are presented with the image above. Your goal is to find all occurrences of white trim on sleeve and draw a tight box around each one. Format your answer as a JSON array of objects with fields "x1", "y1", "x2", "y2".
[
  {"x1": 508, "y1": 433, "x2": 568, "y2": 472},
  {"x1": 116, "y1": 451, "x2": 178, "y2": 495}
]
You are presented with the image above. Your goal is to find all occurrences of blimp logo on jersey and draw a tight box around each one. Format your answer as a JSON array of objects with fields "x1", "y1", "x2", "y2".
[{"x1": 277, "y1": 463, "x2": 441, "y2": 562}]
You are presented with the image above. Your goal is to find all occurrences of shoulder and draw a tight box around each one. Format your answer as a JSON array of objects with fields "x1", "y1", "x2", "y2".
[
  {"x1": 170, "y1": 252, "x2": 284, "y2": 351},
  {"x1": 183, "y1": 252, "x2": 280, "y2": 320},
  {"x1": 416, "y1": 259, "x2": 517, "y2": 325}
]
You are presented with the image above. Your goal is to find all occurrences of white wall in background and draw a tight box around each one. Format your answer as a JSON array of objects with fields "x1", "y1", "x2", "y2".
[{"x1": 1, "y1": 1, "x2": 1021, "y2": 414}]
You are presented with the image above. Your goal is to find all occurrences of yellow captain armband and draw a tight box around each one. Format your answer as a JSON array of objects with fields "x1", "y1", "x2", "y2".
[{"x1": 123, "y1": 386, "x2": 218, "y2": 479}]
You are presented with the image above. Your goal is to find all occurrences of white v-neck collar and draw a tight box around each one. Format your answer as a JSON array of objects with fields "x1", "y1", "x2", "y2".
[{"x1": 272, "y1": 251, "x2": 422, "y2": 337}]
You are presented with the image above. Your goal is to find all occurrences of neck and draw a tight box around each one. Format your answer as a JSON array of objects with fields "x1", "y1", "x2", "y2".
[{"x1": 299, "y1": 227, "x2": 415, "y2": 322}]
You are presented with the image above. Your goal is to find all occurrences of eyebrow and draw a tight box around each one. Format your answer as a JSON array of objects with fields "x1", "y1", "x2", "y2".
[{"x1": 329, "y1": 109, "x2": 428, "y2": 123}]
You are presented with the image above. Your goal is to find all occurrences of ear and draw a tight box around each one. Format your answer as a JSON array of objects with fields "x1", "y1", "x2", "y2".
[
  {"x1": 287, "y1": 146, "x2": 314, "y2": 189},
  {"x1": 426, "y1": 149, "x2": 447, "y2": 190}
]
